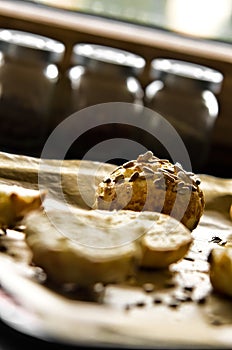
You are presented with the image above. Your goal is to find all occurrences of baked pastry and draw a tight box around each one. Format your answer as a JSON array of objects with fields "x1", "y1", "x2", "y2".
[
  {"x1": 94, "y1": 151, "x2": 205, "y2": 231},
  {"x1": 23, "y1": 208, "x2": 192, "y2": 285},
  {"x1": 139, "y1": 212, "x2": 192, "y2": 268},
  {"x1": 208, "y1": 247, "x2": 232, "y2": 298},
  {"x1": 24, "y1": 208, "x2": 142, "y2": 286},
  {"x1": 0, "y1": 183, "x2": 45, "y2": 230}
]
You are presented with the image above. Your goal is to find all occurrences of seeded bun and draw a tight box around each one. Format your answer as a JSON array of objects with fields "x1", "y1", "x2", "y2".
[{"x1": 94, "y1": 151, "x2": 205, "y2": 231}]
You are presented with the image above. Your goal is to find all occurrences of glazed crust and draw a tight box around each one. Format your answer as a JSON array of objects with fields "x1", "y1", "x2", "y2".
[{"x1": 94, "y1": 151, "x2": 205, "y2": 231}]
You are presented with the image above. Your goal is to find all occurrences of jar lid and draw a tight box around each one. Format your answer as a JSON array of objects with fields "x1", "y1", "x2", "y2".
[
  {"x1": 0, "y1": 29, "x2": 65, "y2": 63},
  {"x1": 72, "y1": 43, "x2": 145, "y2": 74},
  {"x1": 150, "y1": 58, "x2": 223, "y2": 93}
]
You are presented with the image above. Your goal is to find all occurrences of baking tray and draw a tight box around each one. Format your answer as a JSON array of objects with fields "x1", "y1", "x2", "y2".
[{"x1": 0, "y1": 152, "x2": 231, "y2": 349}]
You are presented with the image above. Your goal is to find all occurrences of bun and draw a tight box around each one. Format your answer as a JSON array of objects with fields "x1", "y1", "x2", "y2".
[
  {"x1": 94, "y1": 151, "x2": 205, "y2": 231},
  {"x1": 0, "y1": 183, "x2": 45, "y2": 230},
  {"x1": 208, "y1": 247, "x2": 232, "y2": 298}
]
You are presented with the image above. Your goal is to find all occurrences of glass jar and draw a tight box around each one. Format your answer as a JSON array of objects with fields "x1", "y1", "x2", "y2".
[
  {"x1": 144, "y1": 58, "x2": 223, "y2": 172},
  {"x1": 63, "y1": 43, "x2": 145, "y2": 161},
  {"x1": 68, "y1": 43, "x2": 145, "y2": 111},
  {"x1": 0, "y1": 29, "x2": 65, "y2": 157}
]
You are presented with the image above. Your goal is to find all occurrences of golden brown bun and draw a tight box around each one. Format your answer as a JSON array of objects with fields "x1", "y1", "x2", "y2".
[
  {"x1": 94, "y1": 151, "x2": 205, "y2": 231},
  {"x1": 208, "y1": 247, "x2": 232, "y2": 298}
]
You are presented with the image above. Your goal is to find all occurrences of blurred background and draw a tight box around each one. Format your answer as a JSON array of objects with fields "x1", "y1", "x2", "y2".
[
  {"x1": 0, "y1": 0, "x2": 231, "y2": 176},
  {"x1": 29, "y1": 0, "x2": 232, "y2": 42}
]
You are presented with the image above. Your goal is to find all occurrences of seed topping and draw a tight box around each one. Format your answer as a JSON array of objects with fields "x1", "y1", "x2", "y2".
[
  {"x1": 129, "y1": 171, "x2": 140, "y2": 182},
  {"x1": 137, "y1": 151, "x2": 153, "y2": 163},
  {"x1": 123, "y1": 161, "x2": 135, "y2": 168}
]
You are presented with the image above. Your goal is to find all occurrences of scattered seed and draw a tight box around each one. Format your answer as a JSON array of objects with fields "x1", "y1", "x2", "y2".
[
  {"x1": 183, "y1": 256, "x2": 195, "y2": 262},
  {"x1": 210, "y1": 318, "x2": 223, "y2": 326},
  {"x1": 93, "y1": 282, "x2": 105, "y2": 294},
  {"x1": 153, "y1": 297, "x2": 162, "y2": 304},
  {"x1": 183, "y1": 286, "x2": 194, "y2": 292},
  {"x1": 219, "y1": 240, "x2": 227, "y2": 246},
  {"x1": 176, "y1": 295, "x2": 192, "y2": 303},
  {"x1": 142, "y1": 283, "x2": 155, "y2": 293},
  {"x1": 168, "y1": 300, "x2": 180, "y2": 308},
  {"x1": 136, "y1": 301, "x2": 146, "y2": 308},
  {"x1": 209, "y1": 236, "x2": 222, "y2": 244},
  {"x1": 124, "y1": 304, "x2": 131, "y2": 311},
  {"x1": 14, "y1": 225, "x2": 25, "y2": 232},
  {"x1": 197, "y1": 296, "x2": 207, "y2": 305}
]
